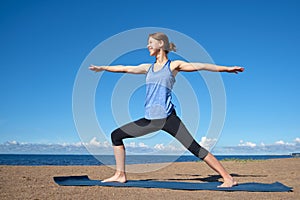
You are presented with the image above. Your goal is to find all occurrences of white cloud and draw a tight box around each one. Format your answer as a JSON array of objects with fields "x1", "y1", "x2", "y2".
[
  {"x1": 275, "y1": 140, "x2": 285, "y2": 145},
  {"x1": 1, "y1": 137, "x2": 300, "y2": 155},
  {"x1": 62, "y1": 142, "x2": 68, "y2": 147},
  {"x1": 73, "y1": 142, "x2": 84, "y2": 147},
  {"x1": 138, "y1": 142, "x2": 148, "y2": 148},
  {"x1": 127, "y1": 142, "x2": 149, "y2": 148},
  {"x1": 6, "y1": 141, "x2": 19, "y2": 145},
  {"x1": 127, "y1": 142, "x2": 137, "y2": 148},
  {"x1": 58, "y1": 138, "x2": 110, "y2": 148},
  {"x1": 102, "y1": 141, "x2": 111, "y2": 148},
  {"x1": 274, "y1": 140, "x2": 295, "y2": 146},
  {"x1": 199, "y1": 137, "x2": 217, "y2": 149},
  {"x1": 214, "y1": 137, "x2": 300, "y2": 155},
  {"x1": 79, "y1": 137, "x2": 112, "y2": 148},
  {"x1": 238, "y1": 141, "x2": 257, "y2": 148},
  {"x1": 154, "y1": 143, "x2": 165, "y2": 150},
  {"x1": 88, "y1": 137, "x2": 101, "y2": 147},
  {"x1": 0, "y1": 137, "x2": 112, "y2": 154},
  {"x1": 153, "y1": 143, "x2": 185, "y2": 153}
]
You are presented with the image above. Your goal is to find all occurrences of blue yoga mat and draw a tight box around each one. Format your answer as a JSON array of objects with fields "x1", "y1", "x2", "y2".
[{"x1": 53, "y1": 175, "x2": 292, "y2": 192}]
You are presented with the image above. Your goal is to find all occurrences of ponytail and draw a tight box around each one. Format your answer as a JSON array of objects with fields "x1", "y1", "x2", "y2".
[{"x1": 169, "y1": 42, "x2": 176, "y2": 52}]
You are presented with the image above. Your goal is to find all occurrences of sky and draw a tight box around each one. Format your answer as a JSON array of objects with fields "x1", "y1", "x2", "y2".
[{"x1": 0, "y1": 0, "x2": 299, "y2": 155}]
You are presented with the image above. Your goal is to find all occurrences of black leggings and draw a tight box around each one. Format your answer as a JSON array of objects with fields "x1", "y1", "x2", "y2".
[{"x1": 111, "y1": 110, "x2": 209, "y2": 160}]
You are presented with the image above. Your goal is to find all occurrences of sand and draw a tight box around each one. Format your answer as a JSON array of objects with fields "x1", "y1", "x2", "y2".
[{"x1": 0, "y1": 158, "x2": 299, "y2": 200}]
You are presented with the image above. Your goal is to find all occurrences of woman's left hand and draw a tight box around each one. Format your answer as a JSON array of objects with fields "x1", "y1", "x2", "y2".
[{"x1": 227, "y1": 66, "x2": 244, "y2": 74}]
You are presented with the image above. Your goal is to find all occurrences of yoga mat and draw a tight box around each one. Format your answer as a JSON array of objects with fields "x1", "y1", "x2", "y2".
[{"x1": 53, "y1": 175, "x2": 293, "y2": 192}]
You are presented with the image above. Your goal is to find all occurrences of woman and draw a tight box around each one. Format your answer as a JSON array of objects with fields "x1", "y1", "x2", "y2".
[{"x1": 89, "y1": 32, "x2": 244, "y2": 187}]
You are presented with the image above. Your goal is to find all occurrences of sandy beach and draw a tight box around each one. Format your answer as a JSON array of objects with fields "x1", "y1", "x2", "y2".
[{"x1": 0, "y1": 158, "x2": 298, "y2": 200}]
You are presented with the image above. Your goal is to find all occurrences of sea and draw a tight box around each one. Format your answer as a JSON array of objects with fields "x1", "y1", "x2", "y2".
[{"x1": 0, "y1": 154, "x2": 293, "y2": 166}]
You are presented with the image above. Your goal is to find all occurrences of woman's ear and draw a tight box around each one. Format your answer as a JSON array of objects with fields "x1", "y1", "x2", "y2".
[{"x1": 158, "y1": 40, "x2": 164, "y2": 48}]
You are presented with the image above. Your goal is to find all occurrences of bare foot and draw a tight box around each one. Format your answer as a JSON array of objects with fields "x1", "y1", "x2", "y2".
[
  {"x1": 101, "y1": 172, "x2": 127, "y2": 183},
  {"x1": 217, "y1": 178, "x2": 238, "y2": 188}
]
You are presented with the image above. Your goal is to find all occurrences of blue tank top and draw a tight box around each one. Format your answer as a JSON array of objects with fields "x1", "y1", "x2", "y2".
[{"x1": 145, "y1": 60, "x2": 175, "y2": 119}]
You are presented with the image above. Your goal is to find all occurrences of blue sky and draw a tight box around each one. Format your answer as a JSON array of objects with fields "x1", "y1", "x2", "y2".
[{"x1": 0, "y1": 0, "x2": 299, "y2": 155}]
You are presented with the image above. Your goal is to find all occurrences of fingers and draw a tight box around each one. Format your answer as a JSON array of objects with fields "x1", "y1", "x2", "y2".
[
  {"x1": 234, "y1": 66, "x2": 244, "y2": 73},
  {"x1": 89, "y1": 64, "x2": 98, "y2": 71}
]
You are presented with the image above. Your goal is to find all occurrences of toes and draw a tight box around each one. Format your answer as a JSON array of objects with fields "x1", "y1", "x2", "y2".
[
  {"x1": 217, "y1": 181, "x2": 238, "y2": 188},
  {"x1": 101, "y1": 175, "x2": 127, "y2": 183}
]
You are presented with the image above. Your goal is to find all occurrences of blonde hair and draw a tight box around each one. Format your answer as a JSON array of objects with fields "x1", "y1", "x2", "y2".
[{"x1": 148, "y1": 32, "x2": 176, "y2": 54}]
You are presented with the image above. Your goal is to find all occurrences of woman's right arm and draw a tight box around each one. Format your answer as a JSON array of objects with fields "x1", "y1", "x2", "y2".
[{"x1": 89, "y1": 63, "x2": 151, "y2": 74}]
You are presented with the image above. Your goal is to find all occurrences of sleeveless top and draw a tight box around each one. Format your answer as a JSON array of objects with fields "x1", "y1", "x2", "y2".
[{"x1": 145, "y1": 60, "x2": 175, "y2": 119}]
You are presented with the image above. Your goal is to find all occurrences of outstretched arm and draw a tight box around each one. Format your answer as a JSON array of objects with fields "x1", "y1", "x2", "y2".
[
  {"x1": 174, "y1": 60, "x2": 244, "y2": 74},
  {"x1": 89, "y1": 63, "x2": 151, "y2": 74}
]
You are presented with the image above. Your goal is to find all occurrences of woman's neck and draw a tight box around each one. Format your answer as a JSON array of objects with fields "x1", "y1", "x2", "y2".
[{"x1": 155, "y1": 50, "x2": 168, "y2": 65}]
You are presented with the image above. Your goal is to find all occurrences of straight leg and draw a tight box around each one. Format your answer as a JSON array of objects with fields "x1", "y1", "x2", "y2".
[
  {"x1": 163, "y1": 112, "x2": 237, "y2": 187},
  {"x1": 203, "y1": 152, "x2": 237, "y2": 187}
]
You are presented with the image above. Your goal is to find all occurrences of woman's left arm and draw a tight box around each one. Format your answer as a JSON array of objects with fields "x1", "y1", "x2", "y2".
[{"x1": 174, "y1": 60, "x2": 244, "y2": 74}]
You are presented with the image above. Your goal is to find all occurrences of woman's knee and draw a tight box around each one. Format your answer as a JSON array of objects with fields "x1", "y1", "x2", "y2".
[{"x1": 111, "y1": 128, "x2": 124, "y2": 146}]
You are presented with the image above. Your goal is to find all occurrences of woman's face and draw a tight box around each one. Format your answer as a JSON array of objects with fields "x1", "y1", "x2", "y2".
[{"x1": 147, "y1": 37, "x2": 162, "y2": 56}]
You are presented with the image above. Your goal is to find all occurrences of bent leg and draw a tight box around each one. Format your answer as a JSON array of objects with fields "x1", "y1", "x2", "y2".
[
  {"x1": 102, "y1": 145, "x2": 126, "y2": 183},
  {"x1": 111, "y1": 118, "x2": 165, "y2": 146},
  {"x1": 104, "y1": 118, "x2": 165, "y2": 183}
]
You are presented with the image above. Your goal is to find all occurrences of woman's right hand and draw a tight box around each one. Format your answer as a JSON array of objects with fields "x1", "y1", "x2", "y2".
[{"x1": 89, "y1": 64, "x2": 105, "y2": 72}]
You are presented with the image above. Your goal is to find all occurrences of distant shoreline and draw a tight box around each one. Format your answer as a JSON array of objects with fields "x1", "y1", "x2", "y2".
[{"x1": 0, "y1": 154, "x2": 293, "y2": 166}]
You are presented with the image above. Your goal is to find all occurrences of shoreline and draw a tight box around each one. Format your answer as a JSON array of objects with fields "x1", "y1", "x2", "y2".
[
  {"x1": 0, "y1": 158, "x2": 298, "y2": 199},
  {"x1": 0, "y1": 154, "x2": 294, "y2": 166}
]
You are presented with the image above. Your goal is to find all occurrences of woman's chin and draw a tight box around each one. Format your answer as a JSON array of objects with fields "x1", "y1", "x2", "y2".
[{"x1": 149, "y1": 52, "x2": 156, "y2": 56}]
